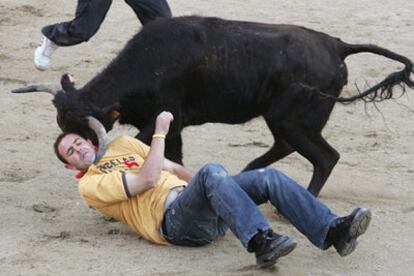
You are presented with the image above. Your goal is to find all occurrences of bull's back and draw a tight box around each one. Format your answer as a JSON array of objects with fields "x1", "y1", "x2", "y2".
[
  {"x1": 167, "y1": 17, "x2": 348, "y2": 124},
  {"x1": 119, "y1": 17, "x2": 349, "y2": 125}
]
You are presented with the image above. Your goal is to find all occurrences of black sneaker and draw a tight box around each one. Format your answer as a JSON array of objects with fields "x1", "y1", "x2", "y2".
[
  {"x1": 251, "y1": 229, "x2": 297, "y2": 268},
  {"x1": 328, "y1": 207, "x2": 372, "y2": 257}
]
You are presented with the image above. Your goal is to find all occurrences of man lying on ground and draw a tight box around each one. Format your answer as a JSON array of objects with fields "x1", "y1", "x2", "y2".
[{"x1": 54, "y1": 111, "x2": 371, "y2": 268}]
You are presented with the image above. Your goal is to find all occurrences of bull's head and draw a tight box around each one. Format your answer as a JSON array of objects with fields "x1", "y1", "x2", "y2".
[{"x1": 11, "y1": 74, "x2": 119, "y2": 163}]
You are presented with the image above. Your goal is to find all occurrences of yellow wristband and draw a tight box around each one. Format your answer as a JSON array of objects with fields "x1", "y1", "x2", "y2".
[{"x1": 152, "y1": 133, "x2": 166, "y2": 139}]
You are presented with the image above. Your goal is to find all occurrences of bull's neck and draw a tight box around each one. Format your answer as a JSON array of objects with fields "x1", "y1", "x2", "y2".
[
  {"x1": 80, "y1": 73, "x2": 134, "y2": 106},
  {"x1": 78, "y1": 46, "x2": 148, "y2": 106}
]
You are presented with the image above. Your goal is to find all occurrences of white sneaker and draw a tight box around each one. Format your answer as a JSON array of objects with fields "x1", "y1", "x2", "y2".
[{"x1": 34, "y1": 35, "x2": 58, "y2": 71}]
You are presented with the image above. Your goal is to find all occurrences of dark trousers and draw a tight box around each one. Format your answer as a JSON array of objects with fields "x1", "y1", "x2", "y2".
[{"x1": 42, "y1": 0, "x2": 172, "y2": 46}]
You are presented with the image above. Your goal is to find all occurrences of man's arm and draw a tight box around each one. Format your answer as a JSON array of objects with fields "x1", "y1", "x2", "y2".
[
  {"x1": 123, "y1": 112, "x2": 173, "y2": 197},
  {"x1": 163, "y1": 158, "x2": 194, "y2": 182}
]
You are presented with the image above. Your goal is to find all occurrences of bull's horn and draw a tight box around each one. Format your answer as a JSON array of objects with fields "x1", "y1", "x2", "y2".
[
  {"x1": 86, "y1": 116, "x2": 108, "y2": 164},
  {"x1": 11, "y1": 84, "x2": 60, "y2": 96}
]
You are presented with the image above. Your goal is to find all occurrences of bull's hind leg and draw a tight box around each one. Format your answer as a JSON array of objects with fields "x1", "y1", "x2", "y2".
[
  {"x1": 280, "y1": 130, "x2": 340, "y2": 196},
  {"x1": 307, "y1": 135, "x2": 340, "y2": 195},
  {"x1": 243, "y1": 136, "x2": 294, "y2": 171}
]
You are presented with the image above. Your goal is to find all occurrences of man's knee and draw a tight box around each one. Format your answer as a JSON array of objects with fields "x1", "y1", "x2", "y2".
[
  {"x1": 199, "y1": 163, "x2": 227, "y2": 177},
  {"x1": 258, "y1": 167, "x2": 290, "y2": 190},
  {"x1": 198, "y1": 163, "x2": 228, "y2": 188}
]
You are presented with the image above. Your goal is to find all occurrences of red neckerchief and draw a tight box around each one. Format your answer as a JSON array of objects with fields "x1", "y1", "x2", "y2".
[
  {"x1": 74, "y1": 145, "x2": 99, "y2": 179},
  {"x1": 75, "y1": 170, "x2": 85, "y2": 179}
]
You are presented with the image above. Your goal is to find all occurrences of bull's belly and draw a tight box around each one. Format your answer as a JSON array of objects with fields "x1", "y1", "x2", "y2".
[{"x1": 183, "y1": 105, "x2": 263, "y2": 126}]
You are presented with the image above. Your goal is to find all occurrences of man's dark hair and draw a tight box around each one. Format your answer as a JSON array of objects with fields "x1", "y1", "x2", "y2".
[{"x1": 54, "y1": 132, "x2": 70, "y2": 164}]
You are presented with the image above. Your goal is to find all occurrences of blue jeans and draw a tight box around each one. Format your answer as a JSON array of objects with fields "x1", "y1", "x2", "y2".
[{"x1": 162, "y1": 163, "x2": 338, "y2": 250}]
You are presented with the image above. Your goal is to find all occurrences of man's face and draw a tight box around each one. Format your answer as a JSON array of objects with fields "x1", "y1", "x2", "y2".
[{"x1": 58, "y1": 134, "x2": 96, "y2": 170}]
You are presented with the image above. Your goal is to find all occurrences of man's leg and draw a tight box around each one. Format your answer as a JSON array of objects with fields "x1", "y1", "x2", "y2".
[
  {"x1": 42, "y1": 0, "x2": 112, "y2": 46},
  {"x1": 232, "y1": 168, "x2": 371, "y2": 254},
  {"x1": 163, "y1": 163, "x2": 296, "y2": 267},
  {"x1": 125, "y1": 0, "x2": 172, "y2": 25},
  {"x1": 35, "y1": 0, "x2": 112, "y2": 70},
  {"x1": 164, "y1": 163, "x2": 270, "y2": 246}
]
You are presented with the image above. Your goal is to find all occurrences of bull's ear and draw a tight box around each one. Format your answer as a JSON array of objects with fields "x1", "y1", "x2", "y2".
[
  {"x1": 110, "y1": 103, "x2": 121, "y2": 119},
  {"x1": 111, "y1": 110, "x2": 120, "y2": 119},
  {"x1": 101, "y1": 103, "x2": 121, "y2": 119},
  {"x1": 61, "y1": 73, "x2": 76, "y2": 92}
]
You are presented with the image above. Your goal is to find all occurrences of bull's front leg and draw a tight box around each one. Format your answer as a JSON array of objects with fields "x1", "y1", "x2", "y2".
[
  {"x1": 135, "y1": 121, "x2": 184, "y2": 165},
  {"x1": 135, "y1": 121, "x2": 155, "y2": 146},
  {"x1": 164, "y1": 134, "x2": 183, "y2": 164}
]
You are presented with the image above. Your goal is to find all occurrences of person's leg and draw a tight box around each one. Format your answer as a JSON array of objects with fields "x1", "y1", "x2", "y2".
[
  {"x1": 232, "y1": 168, "x2": 337, "y2": 248},
  {"x1": 35, "y1": 0, "x2": 112, "y2": 70},
  {"x1": 232, "y1": 167, "x2": 371, "y2": 254},
  {"x1": 42, "y1": 0, "x2": 113, "y2": 46},
  {"x1": 163, "y1": 163, "x2": 296, "y2": 268},
  {"x1": 124, "y1": 0, "x2": 172, "y2": 25}
]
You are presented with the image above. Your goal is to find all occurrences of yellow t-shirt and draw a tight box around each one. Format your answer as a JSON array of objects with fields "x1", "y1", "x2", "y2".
[{"x1": 78, "y1": 135, "x2": 187, "y2": 245}]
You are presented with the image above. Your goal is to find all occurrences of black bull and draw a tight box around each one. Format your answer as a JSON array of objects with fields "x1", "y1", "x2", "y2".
[{"x1": 13, "y1": 16, "x2": 414, "y2": 196}]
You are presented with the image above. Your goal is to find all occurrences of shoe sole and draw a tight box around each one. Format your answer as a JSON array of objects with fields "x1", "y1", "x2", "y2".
[
  {"x1": 336, "y1": 208, "x2": 372, "y2": 257},
  {"x1": 256, "y1": 237, "x2": 297, "y2": 269},
  {"x1": 34, "y1": 65, "x2": 47, "y2": 71}
]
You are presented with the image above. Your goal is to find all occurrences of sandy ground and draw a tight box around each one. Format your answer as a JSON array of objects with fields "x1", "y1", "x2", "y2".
[{"x1": 1, "y1": 0, "x2": 414, "y2": 275}]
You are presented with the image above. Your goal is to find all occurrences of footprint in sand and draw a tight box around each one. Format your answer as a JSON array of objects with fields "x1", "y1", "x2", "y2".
[
  {"x1": 0, "y1": 168, "x2": 40, "y2": 183},
  {"x1": 32, "y1": 202, "x2": 56, "y2": 213}
]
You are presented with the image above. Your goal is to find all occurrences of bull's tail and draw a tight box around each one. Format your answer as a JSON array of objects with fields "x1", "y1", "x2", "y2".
[{"x1": 321, "y1": 43, "x2": 414, "y2": 103}]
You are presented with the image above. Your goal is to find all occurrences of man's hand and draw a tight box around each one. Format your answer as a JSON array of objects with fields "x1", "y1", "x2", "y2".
[{"x1": 154, "y1": 111, "x2": 174, "y2": 136}]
